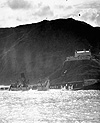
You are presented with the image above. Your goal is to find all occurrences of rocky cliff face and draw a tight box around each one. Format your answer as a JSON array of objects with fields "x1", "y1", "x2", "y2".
[{"x1": 0, "y1": 18, "x2": 100, "y2": 85}]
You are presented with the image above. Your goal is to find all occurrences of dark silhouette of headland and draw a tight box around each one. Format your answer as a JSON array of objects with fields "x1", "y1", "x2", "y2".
[{"x1": 0, "y1": 18, "x2": 100, "y2": 90}]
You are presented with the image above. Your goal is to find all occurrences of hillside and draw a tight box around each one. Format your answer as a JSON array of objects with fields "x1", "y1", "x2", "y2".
[
  {"x1": 49, "y1": 56, "x2": 100, "y2": 85},
  {"x1": 0, "y1": 18, "x2": 100, "y2": 85}
]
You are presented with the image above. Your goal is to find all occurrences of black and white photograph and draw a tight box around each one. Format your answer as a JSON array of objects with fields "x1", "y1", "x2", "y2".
[{"x1": 0, "y1": 0, "x2": 100, "y2": 122}]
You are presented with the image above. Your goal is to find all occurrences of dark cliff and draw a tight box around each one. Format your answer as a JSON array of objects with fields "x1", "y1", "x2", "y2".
[{"x1": 0, "y1": 18, "x2": 100, "y2": 85}]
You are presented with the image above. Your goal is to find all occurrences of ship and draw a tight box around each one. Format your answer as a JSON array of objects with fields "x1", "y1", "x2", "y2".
[
  {"x1": 49, "y1": 50, "x2": 100, "y2": 90},
  {"x1": 9, "y1": 73, "x2": 30, "y2": 91}
]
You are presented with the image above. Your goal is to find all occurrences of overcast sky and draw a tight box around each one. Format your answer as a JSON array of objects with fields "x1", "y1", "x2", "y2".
[{"x1": 0, "y1": 0, "x2": 100, "y2": 27}]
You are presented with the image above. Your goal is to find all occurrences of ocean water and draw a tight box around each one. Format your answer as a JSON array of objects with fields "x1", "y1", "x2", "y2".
[{"x1": 0, "y1": 89, "x2": 100, "y2": 123}]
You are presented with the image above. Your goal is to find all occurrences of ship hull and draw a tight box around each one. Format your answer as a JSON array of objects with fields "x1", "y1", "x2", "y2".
[
  {"x1": 82, "y1": 82, "x2": 100, "y2": 90},
  {"x1": 50, "y1": 79, "x2": 100, "y2": 90},
  {"x1": 9, "y1": 87, "x2": 30, "y2": 91}
]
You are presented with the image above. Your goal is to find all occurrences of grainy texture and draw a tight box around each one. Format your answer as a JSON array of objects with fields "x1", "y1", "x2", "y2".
[
  {"x1": 0, "y1": 90, "x2": 100, "y2": 123},
  {"x1": 0, "y1": 18, "x2": 100, "y2": 85}
]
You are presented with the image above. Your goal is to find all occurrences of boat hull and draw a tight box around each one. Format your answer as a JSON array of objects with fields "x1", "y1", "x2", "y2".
[{"x1": 9, "y1": 87, "x2": 30, "y2": 91}]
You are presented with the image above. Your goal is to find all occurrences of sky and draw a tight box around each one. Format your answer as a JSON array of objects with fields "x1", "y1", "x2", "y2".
[{"x1": 0, "y1": 0, "x2": 100, "y2": 27}]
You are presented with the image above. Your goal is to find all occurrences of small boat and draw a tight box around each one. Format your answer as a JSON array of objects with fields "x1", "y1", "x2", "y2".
[{"x1": 37, "y1": 79, "x2": 50, "y2": 91}]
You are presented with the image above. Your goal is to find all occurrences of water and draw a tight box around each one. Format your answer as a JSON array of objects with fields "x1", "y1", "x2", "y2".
[{"x1": 0, "y1": 89, "x2": 100, "y2": 123}]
